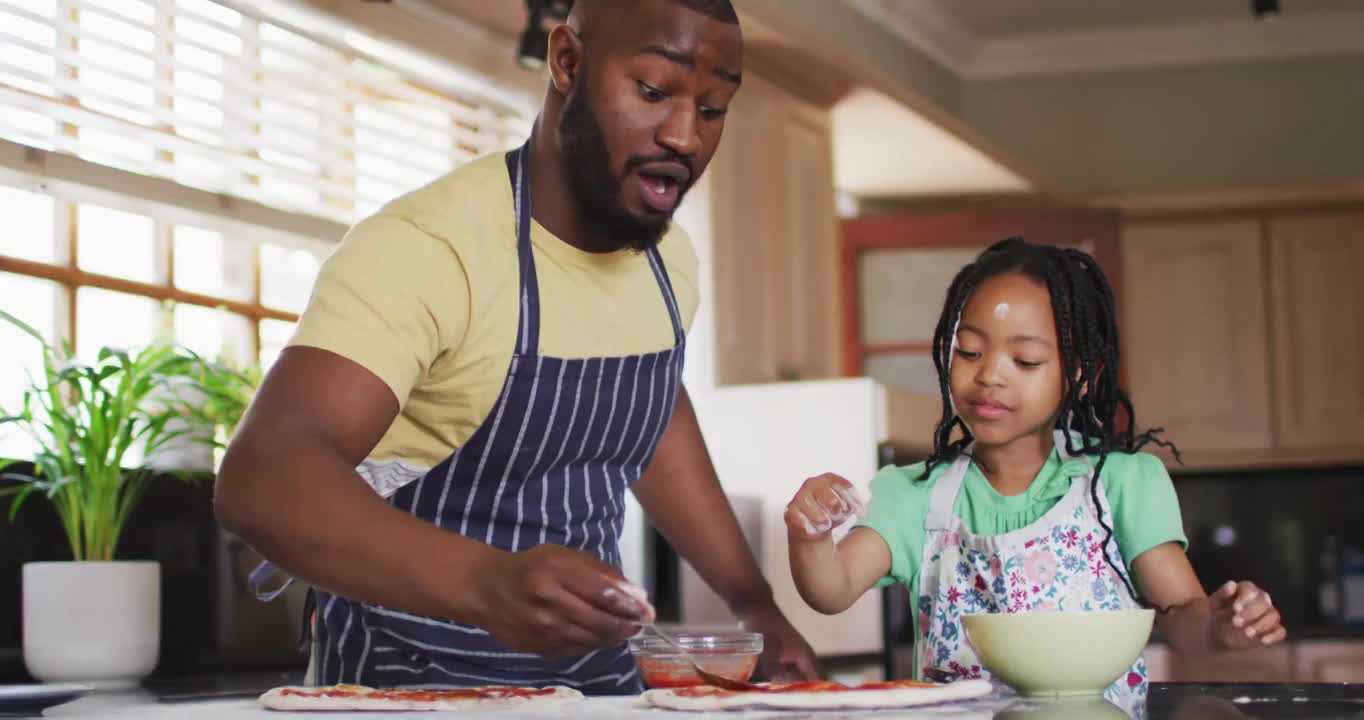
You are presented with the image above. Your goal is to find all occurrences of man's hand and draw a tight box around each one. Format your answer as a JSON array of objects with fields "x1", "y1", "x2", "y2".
[
  {"x1": 744, "y1": 602, "x2": 820, "y2": 682},
  {"x1": 1209, "y1": 580, "x2": 1286, "y2": 650},
  {"x1": 470, "y1": 545, "x2": 655, "y2": 657}
]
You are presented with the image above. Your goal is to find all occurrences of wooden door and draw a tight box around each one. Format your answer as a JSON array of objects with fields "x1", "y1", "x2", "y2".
[
  {"x1": 1269, "y1": 212, "x2": 1364, "y2": 450},
  {"x1": 1121, "y1": 220, "x2": 1273, "y2": 460}
]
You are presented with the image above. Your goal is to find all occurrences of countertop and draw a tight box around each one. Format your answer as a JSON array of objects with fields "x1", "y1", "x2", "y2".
[{"x1": 7, "y1": 679, "x2": 1363, "y2": 720}]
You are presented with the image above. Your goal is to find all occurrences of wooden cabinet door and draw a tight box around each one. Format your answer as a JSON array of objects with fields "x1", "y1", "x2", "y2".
[
  {"x1": 1168, "y1": 645, "x2": 1295, "y2": 682},
  {"x1": 1269, "y1": 213, "x2": 1364, "y2": 450},
  {"x1": 710, "y1": 73, "x2": 838, "y2": 386},
  {"x1": 1295, "y1": 641, "x2": 1364, "y2": 683},
  {"x1": 774, "y1": 100, "x2": 839, "y2": 382},
  {"x1": 709, "y1": 73, "x2": 780, "y2": 386},
  {"x1": 1121, "y1": 220, "x2": 1273, "y2": 459}
]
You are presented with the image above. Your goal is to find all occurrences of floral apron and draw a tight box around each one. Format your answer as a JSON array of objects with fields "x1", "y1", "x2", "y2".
[{"x1": 917, "y1": 429, "x2": 1148, "y2": 716}]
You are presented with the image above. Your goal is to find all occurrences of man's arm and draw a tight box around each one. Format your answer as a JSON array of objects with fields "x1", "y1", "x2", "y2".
[
  {"x1": 215, "y1": 347, "x2": 648, "y2": 656},
  {"x1": 631, "y1": 385, "x2": 819, "y2": 679}
]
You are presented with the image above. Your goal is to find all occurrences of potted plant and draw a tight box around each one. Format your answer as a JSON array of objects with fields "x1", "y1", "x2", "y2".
[{"x1": 0, "y1": 309, "x2": 244, "y2": 688}]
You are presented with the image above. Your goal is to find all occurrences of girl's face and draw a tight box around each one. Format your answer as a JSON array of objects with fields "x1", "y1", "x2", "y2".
[{"x1": 949, "y1": 272, "x2": 1065, "y2": 448}]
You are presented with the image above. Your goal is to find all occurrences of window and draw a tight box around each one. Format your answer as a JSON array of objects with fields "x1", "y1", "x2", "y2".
[
  {"x1": 0, "y1": 175, "x2": 324, "y2": 459},
  {"x1": 0, "y1": 0, "x2": 533, "y2": 461},
  {"x1": 0, "y1": 0, "x2": 529, "y2": 223}
]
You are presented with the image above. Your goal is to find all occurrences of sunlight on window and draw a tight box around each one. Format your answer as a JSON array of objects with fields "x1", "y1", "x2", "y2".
[
  {"x1": 80, "y1": 8, "x2": 154, "y2": 49},
  {"x1": 173, "y1": 224, "x2": 225, "y2": 296},
  {"x1": 171, "y1": 153, "x2": 226, "y2": 189},
  {"x1": 77, "y1": 203, "x2": 156, "y2": 282},
  {"x1": 0, "y1": 272, "x2": 60, "y2": 461},
  {"x1": 0, "y1": 0, "x2": 56, "y2": 16},
  {"x1": 174, "y1": 15, "x2": 241, "y2": 55},
  {"x1": 173, "y1": 224, "x2": 252, "y2": 301},
  {"x1": 0, "y1": 185, "x2": 56, "y2": 263},
  {"x1": 260, "y1": 23, "x2": 332, "y2": 62},
  {"x1": 75, "y1": 7, "x2": 157, "y2": 125},
  {"x1": 0, "y1": 107, "x2": 57, "y2": 150},
  {"x1": 76, "y1": 126, "x2": 157, "y2": 171},
  {"x1": 83, "y1": 0, "x2": 155, "y2": 26},
  {"x1": 259, "y1": 243, "x2": 320, "y2": 313},
  {"x1": 173, "y1": 41, "x2": 224, "y2": 75},
  {"x1": 173, "y1": 68, "x2": 225, "y2": 144},
  {"x1": 258, "y1": 318, "x2": 296, "y2": 370},
  {"x1": 176, "y1": 0, "x2": 241, "y2": 27},
  {"x1": 0, "y1": 9, "x2": 57, "y2": 45},
  {"x1": 257, "y1": 175, "x2": 322, "y2": 210},
  {"x1": 173, "y1": 303, "x2": 252, "y2": 366},
  {"x1": 75, "y1": 288, "x2": 162, "y2": 363}
]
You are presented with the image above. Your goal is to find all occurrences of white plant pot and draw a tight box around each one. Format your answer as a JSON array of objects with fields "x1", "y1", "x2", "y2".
[{"x1": 22, "y1": 561, "x2": 161, "y2": 689}]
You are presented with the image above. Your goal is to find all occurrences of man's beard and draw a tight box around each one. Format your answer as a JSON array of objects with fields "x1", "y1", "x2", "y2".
[{"x1": 557, "y1": 86, "x2": 691, "y2": 252}]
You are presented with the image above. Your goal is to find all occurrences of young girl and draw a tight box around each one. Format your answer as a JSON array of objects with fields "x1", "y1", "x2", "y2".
[{"x1": 786, "y1": 238, "x2": 1285, "y2": 711}]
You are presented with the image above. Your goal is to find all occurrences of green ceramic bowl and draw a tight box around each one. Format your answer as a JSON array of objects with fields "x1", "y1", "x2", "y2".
[{"x1": 962, "y1": 609, "x2": 1154, "y2": 697}]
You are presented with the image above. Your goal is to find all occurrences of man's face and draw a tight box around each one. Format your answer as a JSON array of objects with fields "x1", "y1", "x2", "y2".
[{"x1": 558, "y1": 0, "x2": 742, "y2": 251}]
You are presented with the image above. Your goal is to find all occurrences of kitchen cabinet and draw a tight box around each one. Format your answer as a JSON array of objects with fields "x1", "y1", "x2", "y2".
[
  {"x1": 1121, "y1": 220, "x2": 1273, "y2": 461},
  {"x1": 1295, "y1": 640, "x2": 1364, "y2": 683},
  {"x1": 1268, "y1": 213, "x2": 1364, "y2": 451},
  {"x1": 1149, "y1": 639, "x2": 1364, "y2": 683},
  {"x1": 1120, "y1": 209, "x2": 1364, "y2": 468},
  {"x1": 1159, "y1": 644, "x2": 1296, "y2": 683},
  {"x1": 708, "y1": 73, "x2": 840, "y2": 386}
]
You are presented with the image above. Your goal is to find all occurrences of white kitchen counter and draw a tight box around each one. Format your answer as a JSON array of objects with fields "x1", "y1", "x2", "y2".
[{"x1": 42, "y1": 689, "x2": 1024, "y2": 719}]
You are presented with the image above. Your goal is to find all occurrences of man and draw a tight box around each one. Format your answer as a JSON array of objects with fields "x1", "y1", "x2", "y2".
[{"x1": 216, "y1": 0, "x2": 818, "y2": 695}]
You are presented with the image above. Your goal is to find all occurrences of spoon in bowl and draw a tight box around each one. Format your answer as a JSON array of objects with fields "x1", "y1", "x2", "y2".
[{"x1": 644, "y1": 623, "x2": 760, "y2": 692}]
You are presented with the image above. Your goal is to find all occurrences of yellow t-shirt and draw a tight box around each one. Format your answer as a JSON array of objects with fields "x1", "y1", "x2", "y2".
[{"x1": 288, "y1": 152, "x2": 699, "y2": 469}]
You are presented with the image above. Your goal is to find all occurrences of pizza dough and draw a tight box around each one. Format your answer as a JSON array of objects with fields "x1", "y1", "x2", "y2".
[
  {"x1": 643, "y1": 679, "x2": 993, "y2": 711},
  {"x1": 258, "y1": 684, "x2": 584, "y2": 712}
]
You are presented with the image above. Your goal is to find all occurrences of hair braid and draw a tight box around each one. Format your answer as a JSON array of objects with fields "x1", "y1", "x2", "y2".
[{"x1": 918, "y1": 238, "x2": 1181, "y2": 605}]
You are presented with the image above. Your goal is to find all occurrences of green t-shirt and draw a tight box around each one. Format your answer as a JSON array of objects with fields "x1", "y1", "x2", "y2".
[{"x1": 854, "y1": 447, "x2": 1187, "y2": 643}]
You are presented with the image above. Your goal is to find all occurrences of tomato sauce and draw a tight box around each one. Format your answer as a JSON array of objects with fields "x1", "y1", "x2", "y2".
[{"x1": 637, "y1": 653, "x2": 760, "y2": 689}]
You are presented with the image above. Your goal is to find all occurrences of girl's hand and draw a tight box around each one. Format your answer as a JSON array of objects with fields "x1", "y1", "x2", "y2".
[
  {"x1": 1209, "y1": 580, "x2": 1286, "y2": 650},
  {"x1": 784, "y1": 473, "x2": 865, "y2": 541}
]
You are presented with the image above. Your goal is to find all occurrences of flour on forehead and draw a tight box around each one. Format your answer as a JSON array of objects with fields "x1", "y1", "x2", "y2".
[{"x1": 994, "y1": 302, "x2": 1010, "y2": 319}]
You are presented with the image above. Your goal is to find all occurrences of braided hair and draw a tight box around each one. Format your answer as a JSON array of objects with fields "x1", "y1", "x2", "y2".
[{"x1": 924, "y1": 237, "x2": 1180, "y2": 602}]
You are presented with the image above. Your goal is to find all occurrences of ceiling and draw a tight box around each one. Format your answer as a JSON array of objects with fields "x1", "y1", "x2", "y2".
[
  {"x1": 947, "y1": 0, "x2": 1363, "y2": 36},
  {"x1": 831, "y1": 89, "x2": 1029, "y2": 198},
  {"x1": 847, "y1": 0, "x2": 1364, "y2": 78}
]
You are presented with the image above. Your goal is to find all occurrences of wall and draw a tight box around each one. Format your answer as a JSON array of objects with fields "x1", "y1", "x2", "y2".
[{"x1": 962, "y1": 55, "x2": 1364, "y2": 195}]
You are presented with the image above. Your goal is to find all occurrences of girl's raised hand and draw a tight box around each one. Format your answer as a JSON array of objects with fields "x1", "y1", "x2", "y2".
[
  {"x1": 1209, "y1": 580, "x2": 1286, "y2": 649},
  {"x1": 784, "y1": 473, "x2": 866, "y2": 541}
]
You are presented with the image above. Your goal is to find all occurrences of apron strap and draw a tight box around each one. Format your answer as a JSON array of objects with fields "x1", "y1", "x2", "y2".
[
  {"x1": 247, "y1": 559, "x2": 295, "y2": 602},
  {"x1": 505, "y1": 136, "x2": 540, "y2": 357},
  {"x1": 644, "y1": 246, "x2": 685, "y2": 346},
  {"x1": 925, "y1": 452, "x2": 971, "y2": 530}
]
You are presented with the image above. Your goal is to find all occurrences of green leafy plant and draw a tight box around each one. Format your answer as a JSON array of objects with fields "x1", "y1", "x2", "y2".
[{"x1": 0, "y1": 308, "x2": 248, "y2": 561}]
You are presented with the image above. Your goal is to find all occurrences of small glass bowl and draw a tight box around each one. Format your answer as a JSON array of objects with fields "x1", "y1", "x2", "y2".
[{"x1": 629, "y1": 631, "x2": 763, "y2": 689}]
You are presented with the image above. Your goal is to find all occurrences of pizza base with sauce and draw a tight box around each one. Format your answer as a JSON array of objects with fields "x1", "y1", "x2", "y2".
[
  {"x1": 643, "y1": 678, "x2": 993, "y2": 711},
  {"x1": 257, "y1": 683, "x2": 584, "y2": 712}
]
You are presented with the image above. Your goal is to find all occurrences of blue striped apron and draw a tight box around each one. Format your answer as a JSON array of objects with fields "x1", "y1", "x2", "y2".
[{"x1": 254, "y1": 136, "x2": 685, "y2": 695}]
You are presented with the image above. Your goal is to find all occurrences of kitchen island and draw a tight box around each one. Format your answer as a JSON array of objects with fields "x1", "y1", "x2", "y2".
[{"x1": 15, "y1": 680, "x2": 1364, "y2": 719}]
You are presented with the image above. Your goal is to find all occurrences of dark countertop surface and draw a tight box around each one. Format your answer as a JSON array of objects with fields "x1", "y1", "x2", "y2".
[
  {"x1": 1148, "y1": 683, "x2": 1364, "y2": 719},
  {"x1": 2, "y1": 675, "x2": 1362, "y2": 718}
]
